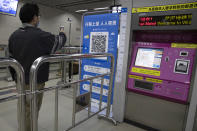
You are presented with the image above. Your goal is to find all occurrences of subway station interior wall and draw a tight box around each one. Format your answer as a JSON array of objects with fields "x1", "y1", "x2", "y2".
[
  {"x1": 133, "y1": 0, "x2": 196, "y2": 7},
  {"x1": 0, "y1": 2, "x2": 82, "y2": 46}
]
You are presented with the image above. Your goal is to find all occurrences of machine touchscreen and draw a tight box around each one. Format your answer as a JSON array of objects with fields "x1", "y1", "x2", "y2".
[{"x1": 135, "y1": 48, "x2": 163, "y2": 69}]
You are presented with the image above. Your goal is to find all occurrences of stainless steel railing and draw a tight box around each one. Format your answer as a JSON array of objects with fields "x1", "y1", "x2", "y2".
[
  {"x1": 0, "y1": 57, "x2": 26, "y2": 131},
  {"x1": 29, "y1": 53, "x2": 115, "y2": 131}
]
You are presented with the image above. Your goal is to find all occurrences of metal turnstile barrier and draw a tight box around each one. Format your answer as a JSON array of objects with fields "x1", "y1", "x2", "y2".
[
  {"x1": 50, "y1": 46, "x2": 81, "y2": 81},
  {"x1": 29, "y1": 53, "x2": 116, "y2": 131},
  {"x1": 0, "y1": 57, "x2": 26, "y2": 131},
  {"x1": 0, "y1": 45, "x2": 13, "y2": 81},
  {"x1": 62, "y1": 46, "x2": 81, "y2": 54},
  {"x1": 60, "y1": 47, "x2": 81, "y2": 83}
]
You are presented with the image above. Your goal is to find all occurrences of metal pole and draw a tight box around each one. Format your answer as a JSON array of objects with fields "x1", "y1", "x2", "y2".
[
  {"x1": 30, "y1": 57, "x2": 43, "y2": 131},
  {"x1": 99, "y1": 77, "x2": 104, "y2": 111},
  {"x1": 71, "y1": 60, "x2": 74, "y2": 80},
  {"x1": 106, "y1": 56, "x2": 115, "y2": 117},
  {"x1": 61, "y1": 61, "x2": 64, "y2": 82},
  {"x1": 68, "y1": 20, "x2": 71, "y2": 46},
  {"x1": 61, "y1": 48, "x2": 67, "y2": 84},
  {"x1": 0, "y1": 58, "x2": 26, "y2": 131},
  {"x1": 55, "y1": 88, "x2": 59, "y2": 131},
  {"x1": 62, "y1": 60, "x2": 67, "y2": 84},
  {"x1": 68, "y1": 21, "x2": 72, "y2": 82},
  {"x1": 69, "y1": 61, "x2": 72, "y2": 82},
  {"x1": 88, "y1": 80, "x2": 93, "y2": 117},
  {"x1": 72, "y1": 84, "x2": 77, "y2": 127}
]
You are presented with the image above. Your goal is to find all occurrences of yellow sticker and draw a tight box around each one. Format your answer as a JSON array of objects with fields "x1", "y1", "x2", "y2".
[
  {"x1": 146, "y1": 78, "x2": 163, "y2": 83},
  {"x1": 132, "y1": 2, "x2": 197, "y2": 13},
  {"x1": 129, "y1": 75, "x2": 143, "y2": 80},
  {"x1": 131, "y1": 67, "x2": 160, "y2": 76},
  {"x1": 171, "y1": 43, "x2": 197, "y2": 48}
]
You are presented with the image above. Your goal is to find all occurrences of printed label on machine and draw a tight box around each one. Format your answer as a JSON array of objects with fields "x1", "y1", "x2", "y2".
[
  {"x1": 129, "y1": 75, "x2": 143, "y2": 80},
  {"x1": 129, "y1": 75, "x2": 163, "y2": 83},
  {"x1": 171, "y1": 43, "x2": 197, "y2": 48},
  {"x1": 145, "y1": 77, "x2": 163, "y2": 83},
  {"x1": 131, "y1": 67, "x2": 161, "y2": 76}
]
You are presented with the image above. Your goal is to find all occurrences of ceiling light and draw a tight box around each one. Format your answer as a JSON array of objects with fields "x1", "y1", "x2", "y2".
[
  {"x1": 112, "y1": 6, "x2": 122, "y2": 13},
  {"x1": 75, "y1": 9, "x2": 88, "y2": 12},
  {"x1": 94, "y1": 7, "x2": 109, "y2": 10}
]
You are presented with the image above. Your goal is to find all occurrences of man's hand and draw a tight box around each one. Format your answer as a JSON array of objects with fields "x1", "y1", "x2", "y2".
[{"x1": 59, "y1": 26, "x2": 64, "y2": 32}]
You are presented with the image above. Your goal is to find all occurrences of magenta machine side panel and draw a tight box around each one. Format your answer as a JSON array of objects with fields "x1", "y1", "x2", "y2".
[{"x1": 127, "y1": 42, "x2": 196, "y2": 104}]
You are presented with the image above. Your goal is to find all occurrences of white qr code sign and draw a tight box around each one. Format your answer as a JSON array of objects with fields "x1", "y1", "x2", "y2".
[{"x1": 89, "y1": 32, "x2": 109, "y2": 53}]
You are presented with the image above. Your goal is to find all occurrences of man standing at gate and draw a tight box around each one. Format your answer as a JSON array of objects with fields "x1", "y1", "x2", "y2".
[{"x1": 8, "y1": 3, "x2": 66, "y2": 130}]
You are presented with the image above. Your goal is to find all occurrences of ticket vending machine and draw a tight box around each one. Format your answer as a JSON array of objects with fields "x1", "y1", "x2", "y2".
[
  {"x1": 125, "y1": 3, "x2": 197, "y2": 131},
  {"x1": 128, "y1": 42, "x2": 196, "y2": 104}
]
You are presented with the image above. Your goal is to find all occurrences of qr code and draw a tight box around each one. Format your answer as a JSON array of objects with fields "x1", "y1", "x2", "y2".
[{"x1": 90, "y1": 32, "x2": 108, "y2": 53}]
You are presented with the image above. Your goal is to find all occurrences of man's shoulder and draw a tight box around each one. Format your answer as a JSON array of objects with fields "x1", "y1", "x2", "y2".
[
  {"x1": 34, "y1": 28, "x2": 54, "y2": 37},
  {"x1": 9, "y1": 28, "x2": 21, "y2": 40},
  {"x1": 9, "y1": 27, "x2": 55, "y2": 41},
  {"x1": 12, "y1": 28, "x2": 22, "y2": 34}
]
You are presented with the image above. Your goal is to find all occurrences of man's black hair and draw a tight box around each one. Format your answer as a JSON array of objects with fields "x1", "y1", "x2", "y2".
[{"x1": 19, "y1": 3, "x2": 39, "y2": 23}]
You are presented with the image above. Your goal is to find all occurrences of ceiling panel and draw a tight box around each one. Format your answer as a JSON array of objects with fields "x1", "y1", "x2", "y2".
[{"x1": 21, "y1": 0, "x2": 118, "y2": 13}]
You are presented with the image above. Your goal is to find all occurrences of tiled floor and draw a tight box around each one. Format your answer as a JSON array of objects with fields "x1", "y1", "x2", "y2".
[{"x1": 0, "y1": 71, "x2": 145, "y2": 131}]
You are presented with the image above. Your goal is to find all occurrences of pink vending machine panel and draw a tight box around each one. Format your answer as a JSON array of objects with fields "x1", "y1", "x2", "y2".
[{"x1": 127, "y1": 42, "x2": 196, "y2": 104}]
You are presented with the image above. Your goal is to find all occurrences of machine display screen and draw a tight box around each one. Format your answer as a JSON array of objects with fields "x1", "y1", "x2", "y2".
[
  {"x1": 0, "y1": 0, "x2": 18, "y2": 16},
  {"x1": 139, "y1": 14, "x2": 192, "y2": 26},
  {"x1": 135, "y1": 48, "x2": 163, "y2": 69}
]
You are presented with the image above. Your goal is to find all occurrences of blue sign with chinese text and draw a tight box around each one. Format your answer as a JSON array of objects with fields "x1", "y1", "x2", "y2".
[{"x1": 80, "y1": 13, "x2": 119, "y2": 111}]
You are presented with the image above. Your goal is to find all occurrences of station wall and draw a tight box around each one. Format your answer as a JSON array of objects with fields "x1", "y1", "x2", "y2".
[{"x1": 0, "y1": 2, "x2": 82, "y2": 46}]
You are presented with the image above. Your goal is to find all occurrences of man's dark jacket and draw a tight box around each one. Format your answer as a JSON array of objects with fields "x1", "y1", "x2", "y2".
[{"x1": 9, "y1": 26, "x2": 66, "y2": 84}]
